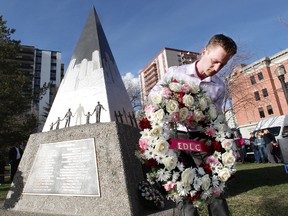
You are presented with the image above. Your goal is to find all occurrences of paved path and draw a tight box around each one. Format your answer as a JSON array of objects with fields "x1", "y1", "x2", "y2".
[{"x1": 0, "y1": 202, "x2": 176, "y2": 216}]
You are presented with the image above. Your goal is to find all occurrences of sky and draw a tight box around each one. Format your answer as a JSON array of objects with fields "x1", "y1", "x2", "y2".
[{"x1": 1, "y1": 0, "x2": 288, "y2": 77}]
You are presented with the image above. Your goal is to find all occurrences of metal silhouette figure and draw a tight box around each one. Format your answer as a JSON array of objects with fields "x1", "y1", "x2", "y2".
[
  {"x1": 84, "y1": 111, "x2": 93, "y2": 124},
  {"x1": 55, "y1": 117, "x2": 61, "y2": 129},
  {"x1": 93, "y1": 102, "x2": 106, "y2": 123},
  {"x1": 64, "y1": 108, "x2": 73, "y2": 128}
]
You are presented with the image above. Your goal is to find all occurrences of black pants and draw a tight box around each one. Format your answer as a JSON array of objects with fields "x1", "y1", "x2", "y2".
[
  {"x1": 10, "y1": 159, "x2": 20, "y2": 181},
  {"x1": 177, "y1": 197, "x2": 230, "y2": 216}
]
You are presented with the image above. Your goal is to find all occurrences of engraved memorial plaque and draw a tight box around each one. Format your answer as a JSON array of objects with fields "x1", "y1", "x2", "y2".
[{"x1": 24, "y1": 138, "x2": 100, "y2": 196}]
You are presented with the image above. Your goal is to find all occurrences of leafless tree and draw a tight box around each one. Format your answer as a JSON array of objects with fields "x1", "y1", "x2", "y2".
[{"x1": 122, "y1": 72, "x2": 142, "y2": 111}]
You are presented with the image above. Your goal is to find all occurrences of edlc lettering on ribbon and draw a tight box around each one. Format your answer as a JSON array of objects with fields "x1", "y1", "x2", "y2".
[{"x1": 169, "y1": 138, "x2": 208, "y2": 152}]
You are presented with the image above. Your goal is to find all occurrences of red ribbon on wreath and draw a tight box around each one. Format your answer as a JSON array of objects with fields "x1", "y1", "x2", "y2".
[{"x1": 169, "y1": 138, "x2": 209, "y2": 152}]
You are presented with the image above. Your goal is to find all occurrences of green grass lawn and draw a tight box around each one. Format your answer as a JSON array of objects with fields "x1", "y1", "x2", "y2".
[
  {"x1": 0, "y1": 163, "x2": 288, "y2": 215},
  {"x1": 226, "y1": 163, "x2": 288, "y2": 216}
]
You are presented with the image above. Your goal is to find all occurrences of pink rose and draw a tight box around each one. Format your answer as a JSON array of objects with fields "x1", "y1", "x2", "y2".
[
  {"x1": 170, "y1": 112, "x2": 180, "y2": 122},
  {"x1": 163, "y1": 181, "x2": 177, "y2": 191},
  {"x1": 205, "y1": 126, "x2": 216, "y2": 137},
  {"x1": 144, "y1": 105, "x2": 156, "y2": 114},
  {"x1": 139, "y1": 138, "x2": 149, "y2": 152},
  {"x1": 185, "y1": 111, "x2": 195, "y2": 127},
  {"x1": 161, "y1": 87, "x2": 172, "y2": 98},
  {"x1": 206, "y1": 155, "x2": 219, "y2": 165},
  {"x1": 181, "y1": 83, "x2": 190, "y2": 93}
]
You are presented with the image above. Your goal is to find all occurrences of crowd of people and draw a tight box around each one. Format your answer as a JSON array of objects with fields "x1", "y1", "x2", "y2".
[{"x1": 236, "y1": 129, "x2": 283, "y2": 164}]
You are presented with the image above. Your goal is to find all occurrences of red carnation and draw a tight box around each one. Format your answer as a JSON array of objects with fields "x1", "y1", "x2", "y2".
[
  {"x1": 146, "y1": 158, "x2": 158, "y2": 168},
  {"x1": 211, "y1": 141, "x2": 222, "y2": 152},
  {"x1": 200, "y1": 163, "x2": 212, "y2": 174},
  {"x1": 139, "y1": 118, "x2": 152, "y2": 130},
  {"x1": 178, "y1": 92, "x2": 185, "y2": 100},
  {"x1": 187, "y1": 192, "x2": 201, "y2": 201}
]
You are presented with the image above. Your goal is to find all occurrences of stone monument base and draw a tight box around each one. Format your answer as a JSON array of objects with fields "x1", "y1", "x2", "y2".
[
  {"x1": 3, "y1": 122, "x2": 176, "y2": 216},
  {"x1": 4, "y1": 123, "x2": 145, "y2": 215}
]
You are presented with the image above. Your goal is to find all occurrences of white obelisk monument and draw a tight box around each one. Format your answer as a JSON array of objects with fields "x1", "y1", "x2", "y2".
[{"x1": 42, "y1": 6, "x2": 133, "y2": 131}]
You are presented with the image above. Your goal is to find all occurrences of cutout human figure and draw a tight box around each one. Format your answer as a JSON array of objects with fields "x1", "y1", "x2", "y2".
[
  {"x1": 84, "y1": 111, "x2": 93, "y2": 124},
  {"x1": 50, "y1": 122, "x2": 54, "y2": 130},
  {"x1": 92, "y1": 101, "x2": 106, "y2": 123},
  {"x1": 55, "y1": 117, "x2": 61, "y2": 129},
  {"x1": 64, "y1": 108, "x2": 73, "y2": 128}
]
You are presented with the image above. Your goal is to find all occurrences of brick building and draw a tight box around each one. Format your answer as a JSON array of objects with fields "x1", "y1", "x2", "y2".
[
  {"x1": 139, "y1": 48, "x2": 199, "y2": 105},
  {"x1": 229, "y1": 48, "x2": 288, "y2": 138}
]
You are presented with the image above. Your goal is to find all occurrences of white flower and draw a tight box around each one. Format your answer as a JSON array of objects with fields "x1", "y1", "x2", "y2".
[
  {"x1": 155, "y1": 138, "x2": 169, "y2": 155},
  {"x1": 201, "y1": 188, "x2": 213, "y2": 200},
  {"x1": 169, "y1": 82, "x2": 182, "y2": 92},
  {"x1": 179, "y1": 107, "x2": 189, "y2": 121},
  {"x1": 177, "y1": 162, "x2": 185, "y2": 172},
  {"x1": 181, "y1": 168, "x2": 195, "y2": 187},
  {"x1": 194, "y1": 109, "x2": 204, "y2": 122},
  {"x1": 218, "y1": 168, "x2": 232, "y2": 182},
  {"x1": 193, "y1": 177, "x2": 202, "y2": 191},
  {"x1": 215, "y1": 131, "x2": 226, "y2": 142},
  {"x1": 215, "y1": 123, "x2": 227, "y2": 131},
  {"x1": 172, "y1": 172, "x2": 180, "y2": 182},
  {"x1": 154, "y1": 153, "x2": 165, "y2": 164},
  {"x1": 221, "y1": 151, "x2": 236, "y2": 167},
  {"x1": 144, "y1": 146, "x2": 156, "y2": 160},
  {"x1": 177, "y1": 182, "x2": 191, "y2": 196},
  {"x1": 221, "y1": 139, "x2": 233, "y2": 151},
  {"x1": 151, "y1": 94, "x2": 162, "y2": 105},
  {"x1": 201, "y1": 174, "x2": 211, "y2": 191},
  {"x1": 153, "y1": 109, "x2": 165, "y2": 121},
  {"x1": 166, "y1": 99, "x2": 179, "y2": 113},
  {"x1": 197, "y1": 167, "x2": 205, "y2": 176},
  {"x1": 208, "y1": 105, "x2": 218, "y2": 120},
  {"x1": 146, "y1": 172, "x2": 157, "y2": 184},
  {"x1": 157, "y1": 169, "x2": 171, "y2": 181},
  {"x1": 183, "y1": 95, "x2": 194, "y2": 107},
  {"x1": 140, "y1": 129, "x2": 151, "y2": 139},
  {"x1": 213, "y1": 151, "x2": 222, "y2": 160},
  {"x1": 199, "y1": 97, "x2": 208, "y2": 111},
  {"x1": 212, "y1": 175, "x2": 220, "y2": 187},
  {"x1": 150, "y1": 126, "x2": 163, "y2": 137},
  {"x1": 163, "y1": 155, "x2": 178, "y2": 171},
  {"x1": 189, "y1": 82, "x2": 200, "y2": 93}
]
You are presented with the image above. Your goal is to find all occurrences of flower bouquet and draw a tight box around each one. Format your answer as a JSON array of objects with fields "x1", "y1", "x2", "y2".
[{"x1": 136, "y1": 78, "x2": 237, "y2": 207}]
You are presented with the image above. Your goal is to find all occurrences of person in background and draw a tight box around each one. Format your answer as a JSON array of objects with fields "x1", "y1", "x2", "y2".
[
  {"x1": 249, "y1": 132, "x2": 260, "y2": 163},
  {"x1": 235, "y1": 134, "x2": 246, "y2": 163},
  {"x1": 255, "y1": 131, "x2": 268, "y2": 163},
  {"x1": 149, "y1": 34, "x2": 237, "y2": 216},
  {"x1": 262, "y1": 129, "x2": 282, "y2": 163},
  {"x1": 9, "y1": 142, "x2": 23, "y2": 182}
]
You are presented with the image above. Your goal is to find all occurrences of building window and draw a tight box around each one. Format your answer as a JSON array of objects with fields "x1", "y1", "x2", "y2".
[
  {"x1": 250, "y1": 75, "x2": 256, "y2": 85},
  {"x1": 258, "y1": 107, "x2": 265, "y2": 118},
  {"x1": 254, "y1": 91, "x2": 260, "y2": 101},
  {"x1": 262, "y1": 88, "x2": 268, "y2": 97},
  {"x1": 257, "y1": 72, "x2": 264, "y2": 80},
  {"x1": 267, "y1": 105, "x2": 274, "y2": 115}
]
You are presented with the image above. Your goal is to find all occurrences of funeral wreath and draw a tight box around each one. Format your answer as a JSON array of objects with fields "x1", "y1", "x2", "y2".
[{"x1": 136, "y1": 78, "x2": 237, "y2": 207}]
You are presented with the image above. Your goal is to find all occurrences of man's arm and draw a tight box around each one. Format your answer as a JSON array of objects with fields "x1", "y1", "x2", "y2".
[{"x1": 148, "y1": 67, "x2": 176, "y2": 101}]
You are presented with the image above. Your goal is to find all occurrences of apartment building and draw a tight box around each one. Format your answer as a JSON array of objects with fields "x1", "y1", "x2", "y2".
[
  {"x1": 229, "y1": 48, "x2": 288, "y2": 137},
  {"x1": 139, "y1": 48, "x2": 199, "y2": 105},
  {"x1": 17, "y1": 45, "x2": 64, "y2": 130}
]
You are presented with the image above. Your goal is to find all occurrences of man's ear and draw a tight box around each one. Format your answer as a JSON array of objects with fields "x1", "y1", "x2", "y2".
[{"x1": 201, "y1": 48, "x2": 208, "y2": 56}]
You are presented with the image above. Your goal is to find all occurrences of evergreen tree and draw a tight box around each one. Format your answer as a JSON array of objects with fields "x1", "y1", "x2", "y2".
[{"x1": 0, "y1": 16, "x2": 37, "y2": 160}]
